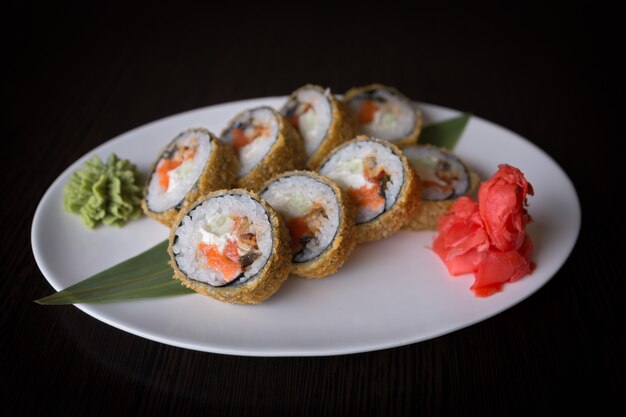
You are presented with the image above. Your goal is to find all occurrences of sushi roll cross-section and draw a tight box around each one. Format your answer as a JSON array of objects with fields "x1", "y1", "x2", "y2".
[
  {"x1": 169, "y1": 189, "x2": 291, "y2": 304},
  {"x1": 281, "y1": 85, "x2": 355, "y2": 170},
  {"x1": 142, "y1": 128, "x2": 238, "y2": 227},
  {"x1": 220, "y1": 106, "x2": 306, "y2": 191},
  {"x1": 402, "y1": 145, "x2": 480, "y2": 231},
  {"x1": 261, "y1": 171, "x2": 356, "y2": 278},
  {"x1": 318, "y1": 136, "x2": 421, "y2": 243},
  {"x1": 344, "y1": 84, "x2": 422, "y2": 147}
]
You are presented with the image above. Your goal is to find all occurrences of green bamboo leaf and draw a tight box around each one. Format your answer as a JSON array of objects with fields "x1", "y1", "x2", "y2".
[
  {"x1": 35, "y1": 240, "x2": 193, "y2": 305},
  {"x1": 420, "y1": 113, "x2": 471, "y2": 150}
]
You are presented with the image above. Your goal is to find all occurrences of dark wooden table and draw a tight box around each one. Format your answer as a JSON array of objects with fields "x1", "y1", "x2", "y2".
[{"x1": 3, "y1": 5, "x2": 622, "y2": 416}]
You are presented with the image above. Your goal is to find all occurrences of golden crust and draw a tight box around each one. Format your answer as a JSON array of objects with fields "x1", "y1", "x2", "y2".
[
  {"x1": 141, "y1": 199, "x2": 179, "y2": 227},
  {"x1": 228, "y1": 108, "x2": 307, "y2": 192},
  {"x1": 167, "y1": 189, "x2": 292, "y2": 305},
  {"x1": 404, "y1": 171, "x2": 481, "y2": 231},
  {"x1": 317, "y1": 135, "x2": 422, "y2": 244},
  {"x1": 141, "y1": 129, "x2": 239, "y2": 228},
  {"x1": 286, "y1": 85, "x2": 356, "y2": 170},
  {"x1": 343, "y1": 84, "x2": 422, "y2": 148},
  {"x1": 404, "y1": 200, "x2": 454, "y2": 231},
  {"x1": 259, "y1": 170, "x2": 357, "y2": 279}
]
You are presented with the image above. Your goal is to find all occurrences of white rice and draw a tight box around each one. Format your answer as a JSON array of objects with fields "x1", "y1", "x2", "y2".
[
  {"x1": 261, "y1": 174, "x2": 340, "y2": 262},
  {"x1": 172, "y1": 193, "x2": 273, "y2": 287},
  {"x1": 281, "y1": 88, "x2": 332, "y2": 157},
  {"x1": 146, "y1": 130, "x2": 212, "y2": 213},
  {"x1": 319, "y1": 140, "x2": 404, "y2": 223},
  {"x1": 220, "y1": 107, "x2": 279, "y2": 177},
  {"x1": 347, "y1": 88, "x2": 416, "y2": 141}
]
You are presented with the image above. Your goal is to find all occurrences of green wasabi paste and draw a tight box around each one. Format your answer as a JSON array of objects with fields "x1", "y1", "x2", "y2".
[{"x1": 63, "y1": 154, "x2": 143, "y2": 228}]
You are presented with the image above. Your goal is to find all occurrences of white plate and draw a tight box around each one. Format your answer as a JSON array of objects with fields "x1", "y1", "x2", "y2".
[{"x1": 31, "y1": 97, "x2": 581, "y2": 356}]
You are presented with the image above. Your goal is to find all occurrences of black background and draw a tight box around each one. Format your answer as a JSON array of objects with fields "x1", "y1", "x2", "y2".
[{"x1": 2, "y1": 3, "x2": 623, "y2": 416}]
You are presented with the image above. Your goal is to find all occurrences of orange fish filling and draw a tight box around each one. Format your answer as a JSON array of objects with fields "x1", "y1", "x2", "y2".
[
  {"x1": 358, "y1": 99, "x2": 380, "y2": 124},
  {"x1": 156, "y1": 145, "x2": 197, "y2": 191},
  {"x1": 287, "y1": 102, "x2": 314, "y2": 127},
  {"x1": 231, "y1": 128, "x2": 252, "y2": 152},
  {"x1": 231, "y1": 124, "x2": 272, "y2": 152},
  {"x1": 196, "y1": 215, "x2": 261, "y2": 283},
  {"x1": 157, "y1": 159, "x2": 182, "y2": 190},
  {"x1": 347, "y1": 157, "x2": 388, "y2": 213},
  {"x1": 197, "y1": 242, "x2": 242, "y2": 283},
  {"x1": 348, "y1": 185, "x2": 384, "y2": 212},
  {"x1": 222, "y1": 239, "x2": 240, "y2": 263},
  {"x1": 287, "y1": 204, "x2": 327, "y2": 254},
  {"x1": 288, "y1": 217, "x2": 312, "y2": 254}
]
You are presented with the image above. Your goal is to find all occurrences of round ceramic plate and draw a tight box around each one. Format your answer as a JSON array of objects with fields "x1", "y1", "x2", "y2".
[{"x1": 31, "y1": 97, "x2": 581, "y2": 356}]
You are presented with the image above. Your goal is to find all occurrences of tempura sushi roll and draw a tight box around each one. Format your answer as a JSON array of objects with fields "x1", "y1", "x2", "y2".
[
  {"x1": 402, "y1": 145, "x2": 480, "y2": 231},
  {"x1": 318, "y1": 136, "x2": 421, "y2": 243},
  {"x1": 142, "y1": 128, "x2": 238, "y2": 227},
  {"x1": 260, "y1": 171, "x2": 356, "y2": 278},
  {"x1": 343, "y1": 84, "x2": 422, "y2": 147},
  {"x1": 280, "y1": 85, "x2": 355, "y2": 170},
  {"x1": 168, "y1": 189, "x2": 291, "y2": 304},
  {"x1": 220, "y1": 106, "x2": 306, "y2": 191}
]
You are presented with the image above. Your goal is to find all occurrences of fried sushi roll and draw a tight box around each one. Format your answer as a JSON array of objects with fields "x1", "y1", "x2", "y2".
[
  {"x1": 168, "y1": 189, "x2": 291, "y2": 304},
  {"x1": 142, "y1": 128, "x2": 238, "y2": 227},
  {"x1": 343, "y1": 84, "x2": 422, "y2": 147},
  {"x1": 260, "y1": 171, "x2": 356, "y2": 279},
  {"x1": 220, "y1": 106, "x2": 306, "y2": 191},
  {"x1": 280, "y1": 85, "x2": 355, "y2": 170},
  {"x1": 402, "y1": 145, "x2": 480, "y2": 231},
  {"x1": 318, "y1": 136, "x2": 421, "y2": 243}
]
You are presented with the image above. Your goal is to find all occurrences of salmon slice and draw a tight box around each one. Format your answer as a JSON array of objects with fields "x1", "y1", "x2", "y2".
[
  {"x1": 348, "y1": 184, "x2": 385, "y2": 212},
  {"x1": 232, "y1": 124, "x2": 272, "y2": 152},
  {"x1": 347, "y1": 158, "x2": 388, "y2": 213},
  {"x1": 198, "y1": 242, "x2": 242, "y2": 282},
  {"x1": 288, "y1": 217, "x2": 313, "y2": 254},
  {"x1": 223, "y1": 239, "x2": 240, "y2": 264},
  {"x1": 156, "y1": 144, "x2": 197, "y2": 191},
  {"x1": 358, "y1": 99, "x2": 379, "y2": 124},
  {"x1": 288, "y1": 103, "x2": 313, "y2": 127},
  {"x1": 232, "y1": 127, "x2": 252, "y2": 151},
  {"x1": 287, "y1": 204, "x2": 326, "y2": 254},
  {"x1": 156, "y1": 159, "x2": 182, "y2": 190}
]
